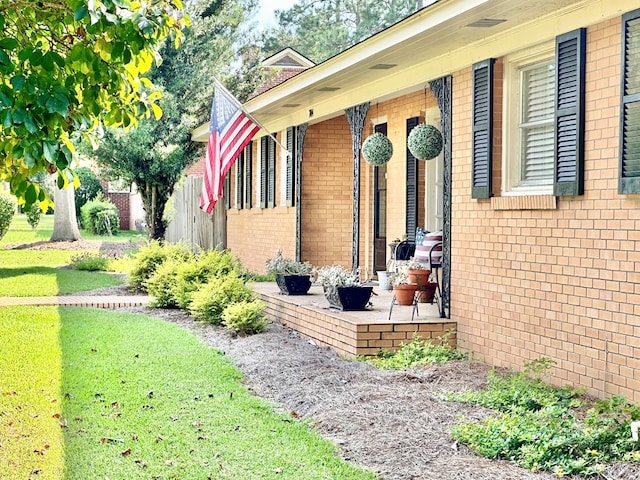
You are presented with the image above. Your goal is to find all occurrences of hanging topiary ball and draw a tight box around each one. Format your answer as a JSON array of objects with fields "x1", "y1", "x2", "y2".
[
  {"x1": 407, "y1": 124, "x2": 443, "y2": 161},
  {"x1": 362, "y1": 132, "x2": 394, "y2": 166}
]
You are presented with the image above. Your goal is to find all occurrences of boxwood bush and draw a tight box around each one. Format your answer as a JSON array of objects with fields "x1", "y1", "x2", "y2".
[
  {"x1": 188, "y1": 275, "x2": 255, "y2": 324},
  {"x1": 80, "y1": 195, "x2": 120, "y2": 236},
  {"x1": 128, "y1": 241, "x2": 192, "y2": 292},
  {"x1": 222, "y1": 300, "x2": 268, "y2": 334},
  {"x1": 0, "y1": 192, "x2": 16, "y2": 241}
]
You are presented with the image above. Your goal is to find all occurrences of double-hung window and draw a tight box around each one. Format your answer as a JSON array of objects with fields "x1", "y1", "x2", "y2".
[{"x1": 472, "y1": 29, "x2": 586, "y2": 199}]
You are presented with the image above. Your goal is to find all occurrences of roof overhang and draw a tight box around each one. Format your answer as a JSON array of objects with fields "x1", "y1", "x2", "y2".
[{"x1": 193, "y1": 0, "x2": 636, "y2": 142}]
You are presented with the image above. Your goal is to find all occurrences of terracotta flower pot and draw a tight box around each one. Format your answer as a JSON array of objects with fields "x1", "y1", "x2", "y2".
[
  {"x1": 416, "y1": 282, "x2": 437, "y2": 304},
  {"x1": 393, "y1": 283, "x2": 418, "y2": 306},
  {"x1": 407, "y1": 268, "x2": 431, "y2": 287}
]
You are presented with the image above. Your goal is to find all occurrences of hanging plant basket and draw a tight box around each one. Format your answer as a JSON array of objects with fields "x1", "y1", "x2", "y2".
[
  {"x1": 407, "y1": 123, "x2": 443, "y2": 161},
  {"x1": 362, "y1": 132, "x2": 393, "y2": 166}
]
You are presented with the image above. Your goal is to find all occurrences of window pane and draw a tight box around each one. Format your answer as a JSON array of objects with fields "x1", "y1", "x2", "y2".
[{"x1": 520, "y1": 61, "x2": 555, "y2": 185}]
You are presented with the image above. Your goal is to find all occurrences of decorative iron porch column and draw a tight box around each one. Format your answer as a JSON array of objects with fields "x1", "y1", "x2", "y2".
[
  {"x1": 345, "y1": 102, "x2": 371, "y2": 271},
  {"x1": 429, "y1": 76, "x2": 452, "y2": 319},
  {"x1": 295, "y1": 123, "x2": 308, "y2": 262}
]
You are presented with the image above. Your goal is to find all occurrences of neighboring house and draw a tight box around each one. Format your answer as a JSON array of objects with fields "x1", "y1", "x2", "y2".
[{"x1": 191, "y1": 0, "x2": 640, "y2": 402}]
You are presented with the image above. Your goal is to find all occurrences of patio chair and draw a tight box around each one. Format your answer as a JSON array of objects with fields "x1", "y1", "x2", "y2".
[{"x1": 388, "y1": 240, "x2": 415, "y2": 272}]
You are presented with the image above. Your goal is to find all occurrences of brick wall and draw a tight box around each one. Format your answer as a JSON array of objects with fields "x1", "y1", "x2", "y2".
[
  {"x1": 227, "y1": 138, "x2": 296, "y2": 274},
  {"x1": 452, "y1": 17, "x2": 640, "y2": 402}
]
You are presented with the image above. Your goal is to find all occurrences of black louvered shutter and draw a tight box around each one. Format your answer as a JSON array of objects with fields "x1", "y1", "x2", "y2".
[
  {"x1": 267, "y1": 135, "x2": 276, "y2": 207},
  {"x1": 236, "y1": 151, "x2": 244, "y2": 209},
  {"x1": 260, "y1": 137, "x2": 267, "y2": 208},
  {"x1": 224, "y1": 172, "x2": 231, "y2": 209},
  {"x1": 286, "y1": 127, "x2": 295, "y2": 207},
  {"x1": 619, "y1": 9, "x2": 640, "y2": 193},
  {"x1": 245, "y1": 142, "x2": 253, "y2": 208},
  {"x1": 554, "y1": 28, "x2": 586, "y2": 196},
  {"x1": 406, "y1": 117, "x2": 419, "y2": 241},
  {"x1": 471, "y1": 59, "x2": 494, "y2": 199}
]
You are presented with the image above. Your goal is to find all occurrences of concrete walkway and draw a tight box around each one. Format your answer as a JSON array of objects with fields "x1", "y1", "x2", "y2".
[{"x1": 0, "y1": 295, "x2": 152, "y2": 309}]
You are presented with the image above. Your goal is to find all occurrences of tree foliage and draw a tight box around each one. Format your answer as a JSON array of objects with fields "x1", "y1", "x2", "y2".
[
  {"x1": 0, "y1": 0, "x2": 188, "y2": 210},
  {"x1": 87, "y1": 0, "x2": 267, "y2": 239},
  {"x1": 261, "y1": 0, "x2": 417, "y2": 63}
]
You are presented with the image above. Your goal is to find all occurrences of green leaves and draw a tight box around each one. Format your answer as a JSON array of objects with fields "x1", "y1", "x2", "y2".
[{"x1": 0, "y1": 0, "x2": 189, "y2": 210}]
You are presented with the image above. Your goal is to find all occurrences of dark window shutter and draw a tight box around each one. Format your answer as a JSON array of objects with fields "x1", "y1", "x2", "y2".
[
  {"x1": 245, "y1": 142, "x2": 253, "y2": 208},
  {"x1": 405, "y1": 117, "x2": 419, "y2": 241},
  {"x1": 224, "y1": 172, "x2": 231, "y2": 209},
  {"x1": 286, "y1": 127, "x2": 296, "y2": 207},
  {"x1": 471, "y1": 59, "x2": 494, "y2": 199},
  {"x1": 619, "y1": 10, "x2": 640, "y2": 193},
  {"x1": 260, "y1": 137, "x2": 267, "y2": 208},
  {"x1": 236, "y1": 151, "x2": 244, "y2": 209},
  {"x1": 554, "y1": 28, "x2": 586, "y2": 196},
  {"x1": 267, "y1": 135, "x2": 276, "y2": 207}
]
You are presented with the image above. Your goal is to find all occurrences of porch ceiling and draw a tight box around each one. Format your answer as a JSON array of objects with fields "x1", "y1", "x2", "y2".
[{"x1": 192, "y1": 0, "x2": 632, "y2": 141}]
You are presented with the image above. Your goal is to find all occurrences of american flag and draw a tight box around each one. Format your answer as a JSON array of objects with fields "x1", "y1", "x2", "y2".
[{"x1": 199, "y1": 82, "x2": 260, "y2": 214}]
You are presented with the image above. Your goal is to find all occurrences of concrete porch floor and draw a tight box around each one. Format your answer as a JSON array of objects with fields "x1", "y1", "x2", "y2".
[{"x1": 253, "y1": 282, "x2": 456, "y2": 358}]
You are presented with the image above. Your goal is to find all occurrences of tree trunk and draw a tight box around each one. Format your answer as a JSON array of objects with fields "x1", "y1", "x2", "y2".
[
  {"x1": 50, "y1": 185, "x2": 82, "y2": 242},
  {"x1": 142, "y1": 183, "x2": 167, "y2": 240}
]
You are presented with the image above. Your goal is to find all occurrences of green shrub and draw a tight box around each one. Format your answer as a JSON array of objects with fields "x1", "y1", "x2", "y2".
[
  {"x1": 25, "y1": 202, "x2": 42, "y2": 230},
  {"x1": 70, "y1": 252, "x2": 110, "y2": 271},
  {"x1": 146, "y1": 259, "x2": 182, "y2": 308},
  {"x1": 173, "y1": 249, "x2": 244, "y2": 308},
  {"x1": 0, "y1": 192, "x2": 16, "y2": 241},
  {"x1": 74, "y1": 166, "x2": 103, "y2": 221},
  {"x1": 189, "y1": 275, "x2": 255, "y2": 324},
  {"x1": 80, "y1": 194, "x2": 119, "y2": 236},
  {"x1": 128, "y1": 241, "x2": 191, "y2": 291},
  {"x1": 367, "y1": 331, "x2": 466, "y2": 369},
  {"x1": 222, "y1": 300, "x2": 268, "y2": 334},
  {"x1": 448, "y1": 359, "x2": 640, "y2": 476}
]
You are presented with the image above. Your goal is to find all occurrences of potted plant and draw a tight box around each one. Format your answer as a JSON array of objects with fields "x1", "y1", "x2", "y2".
[
  {"x1": 404, "y1": 259, "x2": 437, "y2": 304},
  {"x1": 362, "y1": 132, "x2": 394, "y2": 166},
  {"x1": 389, "y1": 270, "x2": 418, "y2": 306},
  {"x1": 407, "y1": 123, "x2": 443, "y2": 161},
  {"x1": 315, "y1": 265, "x2": 373, "y2": 311},
  {"x1": 266, "y1": 250, "x2": 313, "y2": 295}
]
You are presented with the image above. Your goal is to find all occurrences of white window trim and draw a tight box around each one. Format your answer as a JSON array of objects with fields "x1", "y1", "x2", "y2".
[{"x1": 502, "y1": 41, "x2": 555, "y2": 196}]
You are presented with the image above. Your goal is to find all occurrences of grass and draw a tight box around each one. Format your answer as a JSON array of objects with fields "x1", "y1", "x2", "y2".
[
  {"x1": 0, "y1": 306, "x2": 376, "y2": 480},
  {"x1": 0, "y1": 215, "x2": 143, "y2": 296},
  {"x1": 0, "y1": 214, "x2": 146, "y2": 247},
  {"x1": 0, "y1": 250, "x2": 122, "y2": 296}
]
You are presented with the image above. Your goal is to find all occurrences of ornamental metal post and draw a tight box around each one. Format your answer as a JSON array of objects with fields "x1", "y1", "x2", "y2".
[
  {"x1": 344, "y1": 102, "x2": 371, "y2": 272},
  {"x1": 429, "y1": 76, "x2": 452, "y2": 318},
  {"x1": 295, "y1": 123, "x2": 308, "y2": 262}
]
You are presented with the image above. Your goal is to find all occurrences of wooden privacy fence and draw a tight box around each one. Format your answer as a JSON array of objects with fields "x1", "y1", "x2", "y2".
[{"x1": 165, "y1": 175, "x2": 226, "y2": 250}]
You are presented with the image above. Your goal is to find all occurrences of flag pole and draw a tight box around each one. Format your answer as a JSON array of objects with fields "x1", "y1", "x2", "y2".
[{"x1": 214, "y1": 78, "x2": 292, "y2": 156}]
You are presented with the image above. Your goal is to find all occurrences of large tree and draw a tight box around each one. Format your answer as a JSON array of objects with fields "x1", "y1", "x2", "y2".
[
  {"x1": 90, "y1": 90, "x2": 194, "y2": 239},
  {"x1": 88, "y1": 0, "x2": 267, "y2": 240},
  {"x1": 262, "y1": 0, "x2": 417, "y2": 63},
  {"x1": 0, "y1": 0, "x2": 188, "y2": 210}
]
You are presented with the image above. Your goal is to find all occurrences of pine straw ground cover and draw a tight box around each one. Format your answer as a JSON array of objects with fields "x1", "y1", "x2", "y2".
[{"x1": 116, "y1": 306, "x2": 640, "y2": 480}]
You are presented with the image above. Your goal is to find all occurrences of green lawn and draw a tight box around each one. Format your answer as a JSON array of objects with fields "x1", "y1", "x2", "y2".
[
  {"x1": 0, "y1": 250, "x2": 122, "y2": 296},
  {"x1": 0, "y1": 214, "x2": 146, "y2": 247},
  {"x1": 0, "y1": 306, "x2": 375, "y2": 480}
]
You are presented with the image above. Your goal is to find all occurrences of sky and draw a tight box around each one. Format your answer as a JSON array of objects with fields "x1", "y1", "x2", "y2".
[{"x1": 257, "y1": 0, "x2": 298, "y2": 28}]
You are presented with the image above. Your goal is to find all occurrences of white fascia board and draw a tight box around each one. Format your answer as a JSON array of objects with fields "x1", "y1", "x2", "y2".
[{"x1": 243, "y1": 0, "x2": 489, "y2": 113}]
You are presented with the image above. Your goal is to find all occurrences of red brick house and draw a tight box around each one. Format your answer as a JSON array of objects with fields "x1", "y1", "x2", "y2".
[{"x1": 191, "y1": 0, "x2": 640, "y2": 402}]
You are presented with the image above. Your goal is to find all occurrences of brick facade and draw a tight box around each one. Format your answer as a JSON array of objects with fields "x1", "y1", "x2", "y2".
[
  {"x1": 201, "y1": 6, "x2": 640, "y2": 402},
  {"x1": 451, "y1": 17, "x2": 640, "y2": 402}
]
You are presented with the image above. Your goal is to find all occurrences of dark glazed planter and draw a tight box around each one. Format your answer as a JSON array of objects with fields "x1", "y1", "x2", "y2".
[
  {"x1": 275, "y1": 274, "x2": 312, "y2": 295},
  {"x1": 324, "y1": 286, "x2": 374, "y2": 311}
]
